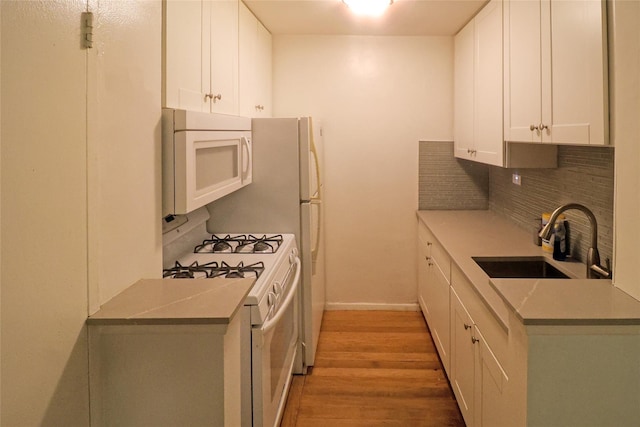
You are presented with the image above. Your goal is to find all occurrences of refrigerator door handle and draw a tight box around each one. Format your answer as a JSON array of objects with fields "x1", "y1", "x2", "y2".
[
  {"x1": 310, "y1": 198, "x2": 322, "y2": 262},
  {"x1": 309, "y1": 120, "x2": 322, "y2": 198}
]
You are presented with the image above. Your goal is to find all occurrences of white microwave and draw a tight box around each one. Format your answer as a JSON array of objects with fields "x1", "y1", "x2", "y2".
[{"x1": 162, "y1": 109, "x2": 252, "y2": 216}]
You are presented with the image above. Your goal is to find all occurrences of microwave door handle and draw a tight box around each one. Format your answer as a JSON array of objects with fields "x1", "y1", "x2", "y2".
[
  {"x1": 261, "y1": 257, "x2": 301, "y2": 334},
  {"x1": 241, "y1": 136, "x2": 251, "y2": 181}
]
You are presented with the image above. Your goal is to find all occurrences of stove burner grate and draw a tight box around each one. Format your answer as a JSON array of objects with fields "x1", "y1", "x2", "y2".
[
  {"x1": 210, "y1": 261, "x2": 265, "y2": 279},
  {"x1": 163, "y1": 260, "x2": 265, "y2": 280},
  {"x1": 162, "y1": 260, "x2": 220, "y2": 279},
  {"x1": 194, "y1": 234, "x2": 283, "y2": 254}
]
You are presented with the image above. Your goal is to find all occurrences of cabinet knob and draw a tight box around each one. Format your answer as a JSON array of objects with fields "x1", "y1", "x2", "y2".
[
  {"x1": 255, "y1": 105, "x2": 264, "y2": 111},
  {"x1": 472, "y1": 336, "x2": 480, "y2": 344},
  {"x1": 530, "y1": 124, "x2": 539, "y2": 131},
  {"x1": 204, "y1": 93, "x2": 222, "y2": 102},
  {"x1": 539, "y1": 123, "x2": 548, "y2": 131},
  {"x1": 464, "y1": 323, "x2": 471, "y2": 330}
]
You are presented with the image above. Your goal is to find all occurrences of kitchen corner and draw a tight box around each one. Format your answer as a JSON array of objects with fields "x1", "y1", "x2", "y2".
[{"x1": 417, "y1": 209, "x2": 640, "y2": 427}]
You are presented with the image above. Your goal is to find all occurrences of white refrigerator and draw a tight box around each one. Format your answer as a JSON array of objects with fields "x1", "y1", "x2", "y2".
[{"x1": 206, "y1": 117, "x2": 326, "y2": 370}]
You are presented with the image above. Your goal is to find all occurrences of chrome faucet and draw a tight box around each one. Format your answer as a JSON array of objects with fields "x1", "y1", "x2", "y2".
[{"x1": 539, "y1": 203, "x2": 611, "y2": 279}]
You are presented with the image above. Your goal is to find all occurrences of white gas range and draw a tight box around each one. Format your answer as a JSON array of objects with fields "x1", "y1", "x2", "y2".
[{"x1": 162, "y1": 206, "x2": 301, "y2": 427}]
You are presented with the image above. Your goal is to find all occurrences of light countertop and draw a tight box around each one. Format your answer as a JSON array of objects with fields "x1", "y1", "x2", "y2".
[
  {"x1": 417, "y1": 210, "x2": 640, "y2": 326},
  {"x1": 87, "y1": 278, "x2": 253, "y2": 326}
]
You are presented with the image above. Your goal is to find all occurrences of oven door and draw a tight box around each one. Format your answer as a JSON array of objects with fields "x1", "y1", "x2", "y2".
[
  {"x1": 251, "y1": 257, "x2": 301, "y2": 427},
  {"x1": 166, "y1": 129, "x2": 252, "y2": 215}
]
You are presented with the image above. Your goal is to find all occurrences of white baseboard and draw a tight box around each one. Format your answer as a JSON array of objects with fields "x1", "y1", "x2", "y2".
[{"x1": 324, "y1": 302, "x2": 419, "y2": 311}]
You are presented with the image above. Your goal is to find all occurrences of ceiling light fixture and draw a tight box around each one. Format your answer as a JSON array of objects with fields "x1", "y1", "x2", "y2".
[{"x1": 343, "y1": 0, "x2": 393, "y2": 17}]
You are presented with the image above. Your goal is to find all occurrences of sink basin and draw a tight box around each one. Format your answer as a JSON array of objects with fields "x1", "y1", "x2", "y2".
[{"x1": 472, "y1": 256, "x2": 571, "y2": 279}]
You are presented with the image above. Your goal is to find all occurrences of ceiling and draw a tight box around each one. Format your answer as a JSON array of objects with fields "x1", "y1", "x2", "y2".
[{"x1": 243, "y1": 0, "x2": 488, "y2": 36}]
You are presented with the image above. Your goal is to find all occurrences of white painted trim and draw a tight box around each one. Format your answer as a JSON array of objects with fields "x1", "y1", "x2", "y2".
[{"x1": 325, "y1": 302, "x2": 419, "y2": 311}]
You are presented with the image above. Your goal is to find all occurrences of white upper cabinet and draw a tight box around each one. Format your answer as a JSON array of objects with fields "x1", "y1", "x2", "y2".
[
  {"x1": 504, "y1": 0, "x2": 609, "y2": 145},
  {"x1": 473, "y1": 0, "x2": 504, "y2": 165},
  {"x1": 454, "y1": 19, "x2": 476, "y2": 160},
  {"x1": 163, "y1": 0, "x2": 207, "y2": 112},
  {"x1": 209, "y1": 0, "x2": 239, "y2": 115},
  {"x1": 239, "y1": 2, "x2": 272, "y2": 117},
  {"x1": 164, "y1": 0, "x2": 239, "y2": 115},
  {"x1": 454, "y1": 0, "x2": 504, "y2": 167}
]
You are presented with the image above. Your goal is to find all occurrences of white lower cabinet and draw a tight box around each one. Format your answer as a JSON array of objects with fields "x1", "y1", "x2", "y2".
[
  {"x1": 88, "y1": 310, "x2": 247, "y2": 427},
  {"x1": 418, "y1": 215, "x2": 640, "y2": 426},
  {"x1": 450, "y1": 287, "x2": 510, "y2": 427},
  {"x1": 417, "y1": 221, "x2": 451, "y2": 375},
  {"x1": 418, "y1": 220, "x2": 510, "y2": 427},
  {"x1": 474, "y1": 327, "x2": 509, "y2": 427},
  {"x1": 450, "y1": 287, "x2": 476, "y2": 425}
]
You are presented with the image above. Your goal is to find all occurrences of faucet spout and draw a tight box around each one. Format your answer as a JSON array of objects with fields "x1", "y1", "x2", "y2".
[{"x1": 538, "y1": 203, "x2": 610, "y2": 279}]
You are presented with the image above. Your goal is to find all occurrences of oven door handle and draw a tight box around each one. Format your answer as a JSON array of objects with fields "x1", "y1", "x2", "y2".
[{"x1": 261, "y1": 257, "x2": 301, "y2": 334}]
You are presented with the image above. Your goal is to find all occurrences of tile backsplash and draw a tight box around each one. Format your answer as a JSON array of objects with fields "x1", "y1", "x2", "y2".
[
  {"x1": 418, "y1": 141, "x2": 489, "y2": 210},
  {"x1": 418, "y1": 141, "x2": 614, "y2": 264}
]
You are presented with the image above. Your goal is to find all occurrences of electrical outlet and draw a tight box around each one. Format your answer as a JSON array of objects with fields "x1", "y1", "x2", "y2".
[{"x1": 512, "y1": 173, "x2": 522, "y2": 186}]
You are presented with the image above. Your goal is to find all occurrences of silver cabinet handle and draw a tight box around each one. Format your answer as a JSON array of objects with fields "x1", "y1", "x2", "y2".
[{"x1": 204, "y1": 93, "x2": 222, "y2": 102}]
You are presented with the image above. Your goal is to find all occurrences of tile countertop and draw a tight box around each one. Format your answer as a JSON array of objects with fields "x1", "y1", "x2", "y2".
[
  {"x1": 87, "y1": 278, "x2": 253, "y2": 326},
  {"x1": 417, "y1": 210, "x2": 640, "y2": 327}
]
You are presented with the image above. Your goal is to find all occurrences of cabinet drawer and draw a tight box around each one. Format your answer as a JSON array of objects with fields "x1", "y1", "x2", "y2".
[
  {"x1": 418, "y1": 221, "x2": 451, "y2": 281},
  {"x1": 451, "y1": 263, "x2": 508, "y2": 372},
  {"x1": 418, "y1": 220, "x2": 433, "y2": 248}
]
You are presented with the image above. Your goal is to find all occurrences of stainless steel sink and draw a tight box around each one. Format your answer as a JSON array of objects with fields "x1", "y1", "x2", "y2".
[{"x1": 472, "y1": 256, "x2": 571, "y2": 279}]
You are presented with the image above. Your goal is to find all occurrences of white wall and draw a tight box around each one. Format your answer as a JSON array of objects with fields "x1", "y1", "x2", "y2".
[
  {"x1": 86, "y1": 0, "x2": 162, "y2": 313},
  {"x1": 1, "y1": 1, "x2": 90, "y2": 424},
  {"x1": 1, "y1": 1, "x2": 162, "y2": 424},
  {"x1": 273, "y1": 35, "x2": 453, "y2": 308}
]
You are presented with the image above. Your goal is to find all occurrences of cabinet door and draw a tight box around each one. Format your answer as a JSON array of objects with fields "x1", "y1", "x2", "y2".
[
  {"x1": 454, "y1": 19, "x2": 475, "y2": 160},
  {"x1": 164, "y1": 0, "x2": 210, "y2": 112},
  {"x1": 209, "y1": 0, "x2": 239, "y2": 115},
  {"x1": 429, "y1": 259, "x2": 451, "y2": 375},
  {"x1": 239, "y1": 4, "x2": 272, "y2": 118},
  {"x1": 474, "y1": 327, "x2": 509, "y2": 427},
  {"x1": 239, "y1": 1, "x2": 257, "y2": 117},
  {"x1": 450, "y1": 288, "x2": 476, "y2": 427},
  {"x1": 473, "y1": 0, "x2": 503, "y2": 166},
  {"x1": 256, "y1": 21, "x2": 273, "y2": 117},
  {"x1": 417, "y1": 239, "x2": 432, "y2": 321},
  {"x1": 543, "y1": 0, "x2": 608, "y2": 145},
  {"x1": 504, "y1": 0, "x2": 542, "y2": 142}
]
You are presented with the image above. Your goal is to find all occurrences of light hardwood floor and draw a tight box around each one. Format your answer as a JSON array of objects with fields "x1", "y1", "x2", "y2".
[{"x1": 280, "y1": 310, "x2": 465, "y2": 427}]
